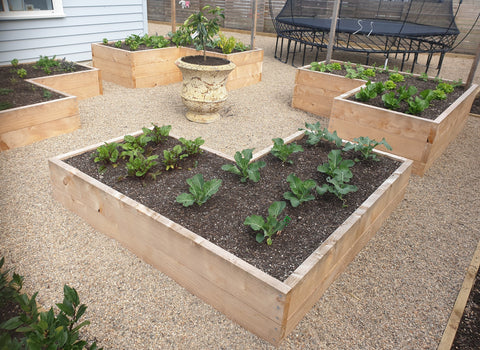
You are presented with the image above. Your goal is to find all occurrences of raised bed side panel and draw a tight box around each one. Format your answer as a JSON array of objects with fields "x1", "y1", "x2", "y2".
[
  {"x1": 424, "y1": 84, "x2": 479, "y2": 172},
  {"x1": 31, "y1": 65, "x2": 103, "y2": 100},
  {"x1": 92, "y1": 43, "x2": 136, "y2": 88},
  {"x1": 283, "y1": 157, "x2": 412, "y2": 335},
  {"x1": 292, "y1": 66, "x2": 365, "y2": 117},
  {"x1": 0, "y1": 96, "x2": 79, "y2": 151},
  {"x1": 48, "y1": 153, "x2": 290, "y2": 346}
]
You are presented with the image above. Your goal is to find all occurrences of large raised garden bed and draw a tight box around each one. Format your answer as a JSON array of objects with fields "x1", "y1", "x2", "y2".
[
  {"x1": 91, "y1": 43, "x2": 263, "y2": 90},
  {"x1": 0, "y1": 63, "x2": 102, "y2": 151},
  {"x1": 329, "y1": 83, "x2": 479, "y2": 176},
  {"x1": 48, "y1": 130, "x2": 412, "y2": 345},
  {"x1": 291, "y1": 61, "x2": 366, "y2": 117}
]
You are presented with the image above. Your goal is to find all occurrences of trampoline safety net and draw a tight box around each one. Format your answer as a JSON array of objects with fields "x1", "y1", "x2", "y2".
[{"x1": 271, "y1": 0, "x2": 460, "y2": 72}]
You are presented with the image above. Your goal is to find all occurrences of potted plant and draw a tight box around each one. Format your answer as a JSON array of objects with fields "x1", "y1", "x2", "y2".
[{"x1": 175, "y1": 5, "x2": 236, "y2": 123}]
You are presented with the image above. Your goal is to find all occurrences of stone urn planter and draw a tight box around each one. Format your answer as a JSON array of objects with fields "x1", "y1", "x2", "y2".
[{"x1": 175, "y1": 55, "x2": 236, "y2": 123}]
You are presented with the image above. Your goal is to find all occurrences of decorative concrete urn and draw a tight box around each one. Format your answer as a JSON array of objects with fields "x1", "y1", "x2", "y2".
[{"x1": 175, "y1": 55, "x2": 236, "y2": 123}]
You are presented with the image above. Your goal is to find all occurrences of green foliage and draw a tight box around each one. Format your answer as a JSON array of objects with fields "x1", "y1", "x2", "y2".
[
  {"x1": 381, "y1": 91, "x2": 400, "y2": 110},
  {"x1": 431, "y1": 89, "x2": 447, "y2": 100},
  {"x1": 270, "y1": 138, "x2": 303, "y2": 164},
  {"x1": 418, "y1": 72, "x2": 429, "y2": 82},
  {"x1": 389, "y1": 72, "x2": 404, "y2": 83},
  {"x1": 16, "y1": 68, "x2": 27, "y2": 78},
  {"x1": 120, "y1": 134, "x2": 149, "y2": 160},
  {"x1": 436, "y1": 82, "x2": 454, "y2": 94},
  {"x1": 317, "y1": 149, "x2": 355, "y2": 178},
  {"x1": 345, "y1": 63, "x2": 376, "y2": 80},
  {"x1": 114, "y1": 41, "x2": 122, "y2": 48},
  {"x1": 142, "y1": 124, "x2": 171, "y2": 145},
  {"x1": 0, "y1": 101, "x2": 13, "y2": 110},
  {"x1": 217, "y1": 33, "x2": 236, "y2": 54},
  {"x1": 0, "y1": 259, "x2": 101, "y2": 350},
  {"x1": 93, "y1": 142, "x2": 120, "y2": 173},
  {"x1": 283, "y1": 173, "x2": 316, "y2": 207},
  {"x1": 182, "y1": 5, "x2": 224, "y2": 60},
  {"x1": 34, "y1": 55, "x2": 59, "y2": 75},
  {"x1": 179, "y1": 137, "x2": 205, "y2": 156},
  {"x1": 407, "y1": 96, "x2": 430, "y2": 115},
  {"x1": 299, "y1": 122, "x2": 343, "y2": 147},
  {"x1": 102, "y1": 38, "x2": 108, "y2": 44},
  {"x1": 163, "y1": 145, "x2": 188, "y2": 170},
  {"x1": 126, "y1": 154, "x2": 159, "y2": 178},
  {"x1": 384, "y1": 80, "x2": 396, "y2": 90},
  {"x1": 168, "y1": 27, "x2": 192, "y2": 47},
  {"x1": 310, "y1": 61, "x2": 342, "y2": 72},
  {"x1": 10, "y1": 58, "x2": 19, "y2": 67},
  {"x1": 316, "y1": 176, "x2": 358, "y2": 206},
  {"x1": 355, "y1": 80, "x2": 377, "y2": 102},
  {"x1": 58, "y1": 58, "x2": 77, "y2": 72},
  {"x1": 343, "y1": 136, "x2": 392, "y2": 161},
  {"x1": 397, "y1": 85, "x2": 417, "y2": 102},
  {"x1": 244, "y1": 201, "x2": 291, "y2": 245},
  {"x1": 373, "y1": 81, "x2": 386, "y2": 94},
  {"x1": 0, "y1": 88, "x2": 13, "y2": 95},
  {"x1": 43, "y1": 89, "x2": 53, "y2": 99},
  {"x1": 122, "y1": 33, "x2": 171, "y2": 49},
  {"x1": 221, "y1": 148, "x2": 266, "y2": 183},
  {"x1": 176, "y1": 173, "x2": 222, "y2": 207}
]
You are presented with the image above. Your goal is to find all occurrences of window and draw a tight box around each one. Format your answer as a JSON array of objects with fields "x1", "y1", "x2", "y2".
[{"x1": 0, "y1": 0, "x2": 64, "y2": 19}]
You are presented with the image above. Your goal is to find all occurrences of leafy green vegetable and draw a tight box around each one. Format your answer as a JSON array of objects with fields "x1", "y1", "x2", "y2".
[
  {"x1": 299, "y1": 122, "x2": 343, "y2": 147},
  {"x1": 397, "y1": 85, "x2": 417, "y2": 102},
  {"x1": 436, "y1": 82, "x2": 454, "y2": 94},
  {"x1": 270, "y1": 138, "x2": 303, "y2": 164},
  {"x1": 163, "y1": 145, "x2": 187, "y2": 170},
  {"x1": 179, "y1": 137, "x2": 205, "y2": 156},
  {"x1": 142, "y1": 124, "x2": 171, "y2": 145},
  {"x1": 355, "y1": 81, "x2": 377, "y2": 102},
  {"x1": 283, "y1": 173, "x2": 316, "y2": 207},
  {"x1": 407, "y1": 96, "x2": 429, "y2": 115},
  {"x1": 221, "y1": 148, "x2": 266, "y2": 183},
  {"x1": 343, "y1": 136, "x2": 392, "y2": 161},
  {"x1": 316, "y1": 177, "x2": 358, "y2": 206},
  {"x1": 126, "y1": 154, "x2": 159, "y2": 178},
  {"x1": 389, "y1": 72, "x2": 404, "y2": 83},
  {"x1": 384, "y1": 80, "x2": 397, "y2": 90},
  {"x1": 382, "y1": 91, "x2": 400, "y2": 110},
  {"x1": 93, "y1": 142, "x2": 120, "y2": 173},
  {"x1": 244, "y1": 201, "x2": 291, "y2": 245},
  {"x1": 317, "y1": 149, "x2": 355, "y2": 179},
  {"x1": 176, "y1": 173, "x2": 222, "y2": 207}
]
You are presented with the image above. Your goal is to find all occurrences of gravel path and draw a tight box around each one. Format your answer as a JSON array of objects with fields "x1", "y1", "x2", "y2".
[{"x1": 1, "y1": 23, "x2": 479, "y2": 349}]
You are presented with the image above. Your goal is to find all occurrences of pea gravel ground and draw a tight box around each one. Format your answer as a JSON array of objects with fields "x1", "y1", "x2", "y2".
[{"x1": 1, "y1": 23, "x2": 479, "y2": 349}]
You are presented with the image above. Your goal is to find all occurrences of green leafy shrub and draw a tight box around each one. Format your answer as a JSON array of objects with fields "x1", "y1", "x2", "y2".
[
  {"x1": 343, "y1": 136, "x2": 392, "y2": 161},
  {"x1": 244, "y1": 201, "x2": 291, "y2": 245},
  {"x1": 34, "y1": 55, "x2": 60, "y2": 75},
  {"x1": 270, "y1": 138, "x2": 303, "y2": 164},
  {"x1": 217, "y1": 33, "x2": 236, "y2": 54},
  {"x1": 283, "y1": 173, "x2": 316, "y2": 207},
  {"x1": 221, "y1": 148, "x2": 266, "y2": 183},
  {"x1": 384, "y1": 80, "x2": 396, "y2": 90},
  {"x1": 176, "y1": 173, "x2": 222, "y2": 207}
]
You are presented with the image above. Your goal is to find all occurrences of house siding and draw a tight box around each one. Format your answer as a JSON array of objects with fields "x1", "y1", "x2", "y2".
[{"x1": 0, "y1": 0, "x2": 148, "y2": 65}]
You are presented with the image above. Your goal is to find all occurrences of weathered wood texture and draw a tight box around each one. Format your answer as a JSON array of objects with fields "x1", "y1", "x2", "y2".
[
  {"x1": 48, "y1": 130, "x2": 412, "y2": 345},
  {"x1": 31, "y1": 63, "x2": 103, "y2": 100},
  {"x1": 292, "y1": 63, "x2": 366, "y2": 117},
  {"x1": 91, "y1": 43, "x2": 263, "y2": 90},
  {"x1": 329, "y1": 83, "x2": 479, "y2": 176}
]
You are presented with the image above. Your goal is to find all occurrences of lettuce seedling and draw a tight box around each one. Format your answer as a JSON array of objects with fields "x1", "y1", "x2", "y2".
[
  {"x1": 317, "y1": 149, "x2": 355, "y2": 178},
  {"x1": 120, "y1": 134, "x2": 150, "y2": 161},
  {"x1": 343, "y1": 136, "x2": 392, "y2": 161},
  {"x1": 418, "y1": 72, "x2": 429, "y2": 82},
  {"x1": 384, "y1": 80, "x2": 396, "y2": 90},
  {"x1": 176, "y1": 173, "x2": 222, "y2": 207},
  {"x1": 179, "y1": 137, "x2": 205, "y2": 156},
  {"x1": 389, "y1": 72, "x2": 404, "y2": 83},
  {"x1": 397, "y1": 85, "x2": 417, "y2": 102},
  {"x1": 163, "y1": 145, "x2": 187, "y2": 170},
  {"x1": 270, "y1": 138, "x2": 303, "y2": 164},
  {"x1": 299, "y1": 122, "x2": 343, "y2": 147},
  {"x1": 244, "y1": 201, "x2": 291, "y2": 245},
  {"x1": 407, "y1": 96, "x2": 429, "y2": 115},
  {"x1": 382, "y1": 91, "x2": 400, "y2": 110},
  {"x1": 436, "y1": 82, "x2": 454, "y2": 94},
  {"x1": 10, "y1": 58, "x2": 19, "y2": 67},
  {"x1": 221, "y1": 148, "x2": 266, "y2": 183},
  {"x1": 16, "y1": 68, "x2": 27, "y2": 78},
  {"x1": 283, "y1": 173, "x2": 317, "y2": 207},
  {"x1": 355, "y1": 81, "x2": 377, "y2": 102},
  {"x1": 142, "y1": 124, "x2": 171, "y2": 145}
]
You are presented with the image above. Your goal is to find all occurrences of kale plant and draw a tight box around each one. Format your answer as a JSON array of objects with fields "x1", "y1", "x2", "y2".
[
  {"x1": 244, "y1": 201, "x2": 291, "y2": 245},
  {"x1": 343, "y1": 136, "x2": 392, "y2": 161},
  {"x1": 270, "y1": 138, "x2": 303, "y2": 164},
  {"x1": 176, "y1": 173, "x2": 222, "y2": 207},
  {"x1": 221, "y1": 148, "x2": 266, "y2": 183},
  {"x1": 283, "y1": 173, "x2": 317, "y2": 207},
  {"x1": 142, "y1": 124, "x2": 171, "y2": 145},
  {"x1": 299, "y1": 122, "x2": 343, "y2": 147},
  {"x1": 179, "y1": 137, "x2": 205, "y2": 156}
]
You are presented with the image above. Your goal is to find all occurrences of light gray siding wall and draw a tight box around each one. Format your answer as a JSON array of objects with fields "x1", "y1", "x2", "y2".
[{"x1": 0, "y1": 0, "x2": 148, "y2": 65}]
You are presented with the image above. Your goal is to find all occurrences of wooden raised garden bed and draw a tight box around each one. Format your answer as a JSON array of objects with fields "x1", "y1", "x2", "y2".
[
  {"x1": 91, "y1": 43, "x2": 263, "y2": 90},
  {"x1": 48, "y1": 130, "x2": 412, "y2": 345},
  {"x1": 0, "y1": 63, "x2": 102, "y2": 151},
  {"x1": 329, "y1": 83, "x2": 479, "y2": 176},
  {"x1": 291, "y1": 61, "x2": 366, "y2": 117}
]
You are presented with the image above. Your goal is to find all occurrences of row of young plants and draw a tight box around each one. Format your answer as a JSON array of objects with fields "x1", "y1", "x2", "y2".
[
  {"x1": 8, "y1": 56, "x2": 77, "y2": 79},
  {"x1": 310, "y1": 61, "x2": 462, "y2": 116},
  {"x1": 0, "y1": 257, "x2": 101, "y2": 349},
  {"x1": 93, "y1": 122, "x2": 392, "y2": 246},
  {"x1": 102, "y1": 6, "x2": 249, "y2": 55}
]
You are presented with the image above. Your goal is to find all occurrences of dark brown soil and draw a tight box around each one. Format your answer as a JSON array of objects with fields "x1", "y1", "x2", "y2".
[
  {"x1": 181, "y1": 55, "x2": 231, "y2": 66},
  {"x1": 342, "y1": 70, "x2": 465, "y2": 120},
  {"x1": 65, "y1": 136, "x2": 400, "y2": 281},
  {"x1": 452, "y1": 268, "x2": 480, "y2": 349},
  {"x1": 470, "y1": 96, "x2": 480, "y2": 115},
  {"x1": 0, "y1": 62, "x2": 88, "y2": 110}
]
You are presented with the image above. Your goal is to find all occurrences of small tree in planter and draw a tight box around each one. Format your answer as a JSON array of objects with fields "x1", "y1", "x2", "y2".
[{"x1": 175, "y1": 5, "x2": 236, "y2": 123}]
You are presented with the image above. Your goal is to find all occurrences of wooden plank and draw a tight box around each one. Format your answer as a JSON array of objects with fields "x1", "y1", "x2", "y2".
[
  {"x1": 0, "y1": 96, "x2": 77, "y2": 134},
  {"x1": 0, "y1": 115, "x2": 80, "y2": 151},
  {"x1": 31, "y1": 65, "x2": 102, "y2": 100},
  {"x1": 135, "y1": 70, "x2": 183, "y2": 88}
]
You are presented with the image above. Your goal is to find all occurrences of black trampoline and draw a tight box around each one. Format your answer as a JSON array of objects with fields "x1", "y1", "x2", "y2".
[{"x1": 270, "y1": 0, "x2": 462, "y2": 72}]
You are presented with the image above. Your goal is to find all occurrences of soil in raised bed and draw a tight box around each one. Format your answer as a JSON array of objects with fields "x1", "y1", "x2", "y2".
[
  {"x1": 451, "y1": 267, "x2": 480, "y2": 349},
  {"x1": 0, "y1": 62, "x2": 89, "y2": 110},
  {"x1": 326, "y1": 67, "x2": 465, "y2": 120},
  {"x1": 65, "y1": 136, "x2": 400, "y2": 281}
]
